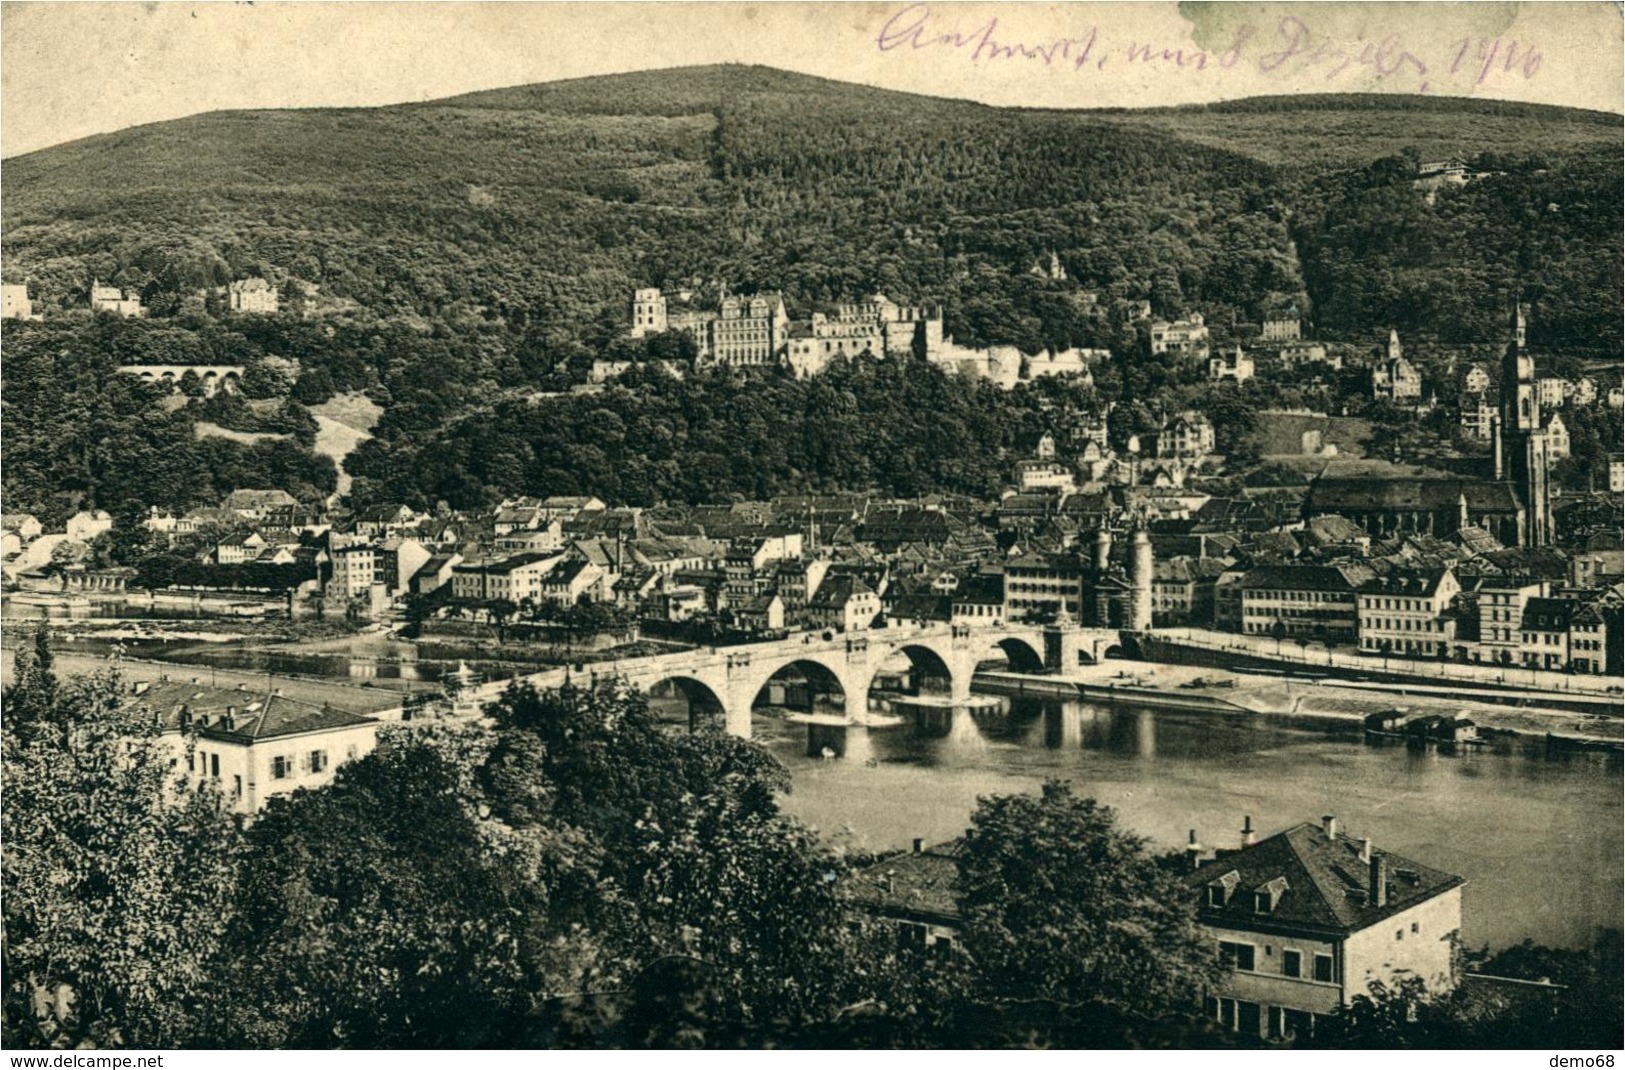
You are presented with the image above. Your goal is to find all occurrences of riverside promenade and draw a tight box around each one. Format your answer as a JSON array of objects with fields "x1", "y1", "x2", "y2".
[{"x1": 1140, "y1": 627, "x2": 1620, "y2": 700}]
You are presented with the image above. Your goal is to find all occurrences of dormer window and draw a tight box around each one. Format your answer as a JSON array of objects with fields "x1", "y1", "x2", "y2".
[
  {"x1": 1253, "y1": 877, "x2": 1290, "y2": 914},
  {"x1": 1206, "y1": 870, "x2": 1240, "y2": 907}
]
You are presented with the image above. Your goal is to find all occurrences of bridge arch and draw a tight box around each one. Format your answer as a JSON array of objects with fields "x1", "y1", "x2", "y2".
[
  {"x1": 745, "y1": 655, "x2": 854, "y2": 721},
  {"x1": 644, "y1": 674, "x2": 727, "y2": 733},
  {"x1": 985, "y1": 634, "x2": 1046, "y2": 674},
  {"x1": 865, "y1": 640, "x2": 962, "y2": 703}
]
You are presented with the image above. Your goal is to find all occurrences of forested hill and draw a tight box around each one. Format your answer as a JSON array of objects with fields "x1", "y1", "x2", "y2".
[{"x1": 2, "y1": 66, "x2": 1620, "y2": 520}]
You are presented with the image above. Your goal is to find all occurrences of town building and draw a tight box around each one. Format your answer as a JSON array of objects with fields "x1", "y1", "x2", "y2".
[
  {"x1": 807, "y1": 573, "x2": 881, "y2": 632},
  {"x1": 228, "y1": 277, "x2": 279, "y2": 313},
  {"x1": 1238, "y1": 564, "x2": 1368, "y2": 642},
  {"x1": 145, "y1": 677, "x2": 381, "y2": 816},
  {"x1": 1155, "y1": 412, "x2": 1216, "y2": 461},
  {"x1": 951, "y1": 572, "x2": 1004, "y2": 626},
  {"x1": 1184, "y1": 815, "x2": 1464, "y2": 1041},
  {"x1": 1543, "y1": 413, "x2": 1570, "y2": 463},
  {"x1": 1003, "y1": 552, "x2": 1088, "y2": 621},
  {"x1": 1537, "y1": 377, "x2": 1567, "y2": 411},
  {"x1": 1476, "y1": 579, "x2": 1548, "y2": 664},
  {"x1": 1566, "y1": 603, "x2": 1612, "y2": 675},
  {"x1": 3, "y1": 283, "x2": 41, "y2": 320},
  {"x1": 1459, "y1": 396, "x2": 1496, "y2": 442},
  {"x1": 65, "y1": 510, "x2": 113, "y2": 543},
  {"x1": 408, "y1": 552, "x2": 463, "y2": 596},
  {"x1": 89, "y1": 280, "x2": 145, "y2": 318},
  {"x1": 1261, "y1": 309, "x2": 1301, "y2": 343},
  {"x1": 1370, "y1": 341, "x2": 1422, "y2": 402},
  {"x1": 1150, "y1": 314, "x2": 1210, "y2": 359},
  {"x1": 449, "y1": 552, "x2": 563, "y2": 604},
  {"x1": 1519, "y1": 596, "x2": 1577, "y2": 671},
  {"x1": 538, "y1": 559, "x2": 605, "y2": 606},
  {"x1": 1208, "y1": 345, "x2": 1254, "y2": 384},
  {"x1": 2, "y1": 513, "x2": 44, "y2": 542},
  {"x1": 1276, "y1": 341, "x2": 1336, "y2": 371},
  {"x1": 223, "y1": 488, "x2": 300, "y2": 520},
  {"x1": 845, "y1": 839, "x2": 963, "y2": 954},
  {"x1": 1356, "y1": 567, "x2": 1461, "y2": 659},
  {"x1": 1463, "y1": 364, "x2": 1490, "y2": 395}
]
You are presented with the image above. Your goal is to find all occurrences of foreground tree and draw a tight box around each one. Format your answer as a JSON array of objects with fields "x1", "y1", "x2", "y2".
[
  {"x1": 1, "y1": 662, "x2": 240, "y2": 1048},
  {"x1": 487, "y1": 682, "x2": 874, "y2": 1046},
  {"x1": 955, "y1": 781, "x2": 1220, "y2": 1020}
]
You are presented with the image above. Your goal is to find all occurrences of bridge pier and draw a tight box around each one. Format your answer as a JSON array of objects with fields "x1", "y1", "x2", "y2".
[{"x1": 723, "y1": 689, "x2": 754, "y2": 739}]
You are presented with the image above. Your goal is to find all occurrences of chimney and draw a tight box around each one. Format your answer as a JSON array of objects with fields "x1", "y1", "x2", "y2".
[
  {"x1": 190, "y1": 676, "x2": 201, "y2": 685},
  {"x1": 1322, "y1": 814, "x2": 1338, "y2": 842},
  {"x1": 912, "y1": 837, "x2": 924, "y2": 854},
  {"x1": 1241, "y1": 815, "x2": 1255, "y2": 847},
  {"x1": 1360, "y1": 837, "x2": 1373, "y2": 863},
  {"x1": 1369, "y1": 852, "x2": 1389, "y2": 908},
  {"x1": 1186, "y1": 829, "x2": 1203, "y2": 871},
  {"x1": 273, "y1": 687, "x2": 284, "y2": 697}
]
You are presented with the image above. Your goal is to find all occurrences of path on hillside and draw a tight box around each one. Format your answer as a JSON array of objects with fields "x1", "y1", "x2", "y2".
[{"x1": 307, "y1": 393, "x2": 382, "y2": 500}]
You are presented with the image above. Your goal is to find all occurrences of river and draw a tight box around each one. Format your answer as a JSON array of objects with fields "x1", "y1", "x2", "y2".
[
  {"x1": 753, "y1": 695, "x2": 1622, "y2": 954},
  {"x1": 8, "y1": 609, "x2": 1618, "y2": 953}
]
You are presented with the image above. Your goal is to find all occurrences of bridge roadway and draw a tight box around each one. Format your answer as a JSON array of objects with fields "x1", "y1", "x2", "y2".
[{"x1": 462, "y1": 621, "x2": 1121, "y2": 738}]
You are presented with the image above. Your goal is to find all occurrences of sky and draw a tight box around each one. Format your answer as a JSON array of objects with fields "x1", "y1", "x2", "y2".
[{"x1": 2, "y1": 1, "x2": 1621, "y2": 158}]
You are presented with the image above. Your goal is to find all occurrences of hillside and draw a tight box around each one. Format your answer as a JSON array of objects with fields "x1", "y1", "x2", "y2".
[
  {"x1": 1087, "y1": 92, "x2": 1621, "y2": 169},
  {"x1": 2, "y1": 66, "x2": 1619, "y2": 519}
]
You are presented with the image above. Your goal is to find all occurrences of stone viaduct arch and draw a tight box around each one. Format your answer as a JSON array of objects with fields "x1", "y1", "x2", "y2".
[{"x1": 115, "y1": 364, "x2": 245, "y2": 397}]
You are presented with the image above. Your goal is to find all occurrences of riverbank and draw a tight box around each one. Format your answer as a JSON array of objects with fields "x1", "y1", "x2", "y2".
[
  {"x1": 0, "y1": 647, "x2": 404, "y2": 718},
  {"x1": 980, "y1": 659, "x2": 1623, "y2": 748}
]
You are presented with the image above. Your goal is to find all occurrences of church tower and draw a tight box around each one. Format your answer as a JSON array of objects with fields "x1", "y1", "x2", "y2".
[{"x1": 1499, "y1": 301, "x2": 1550, "y2": 546}]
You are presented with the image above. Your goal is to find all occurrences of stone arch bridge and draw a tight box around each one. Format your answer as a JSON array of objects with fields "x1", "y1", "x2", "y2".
[{"x1": 465, "y1": 622, "x2": 1119, "y2": 739}]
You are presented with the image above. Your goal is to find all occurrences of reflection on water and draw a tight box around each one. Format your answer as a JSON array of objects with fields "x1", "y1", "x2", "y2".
[{"x1": 764, "y1": 694, "x2": 1622, "y2": 953}]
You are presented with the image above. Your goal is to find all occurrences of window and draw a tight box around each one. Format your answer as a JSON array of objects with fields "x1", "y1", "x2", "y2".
[
  {"x1": 1411, "y1": 921, "x2": 1420, "y2": 934},
  {"x1": 232, "y1": 775, "x2": 242, "y2": 800},
  {"x1": 309, "y1": 750, "x2": 328, "y2": 774},
  {"x1": 1313, "y1": 953, "x2": 1334, "y2": 983},
  {"x1": 271, "y1": 755, "x2": 292, "y2": 780},
  {"x1": 1282, "y1": 949, "x2": 1302, "y2": 978},
  {"x1": 1207, "y1": 886, "x2": 1226, "y2": 907},
  {"x1": 210, "y1": 754, "x2": 219, "y2": 778},
  {"x1": 1219, "y1": 941, "x2": 1256, "y2": 972}
]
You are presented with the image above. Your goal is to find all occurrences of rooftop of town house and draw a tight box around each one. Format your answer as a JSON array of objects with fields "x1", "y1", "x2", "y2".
[
  {"x1": 1359, "y1": 566, "x2": 1455, "y2": 598},
  {"x1": 808, "y1": 573, "x2": 875, "y2": 608},
  {"x1": 846, "y1": 840, "x2": 964, "y2": 924},
  {"x1": 1184, "y1": 820, "x2": 1463, "y2": 935},
  {"x1": 222, "y1": 488, "x2": 299, "y2": 510},
  {"x1": 1520, "y1": 596, "x2": 1579, "y2": 631},
  {"x1": 133, "y1": 679, "x2": 378, "y2": 742},
  {"x1": 1239, "y1": 563, "x2": 1372, "y2": 593}
]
